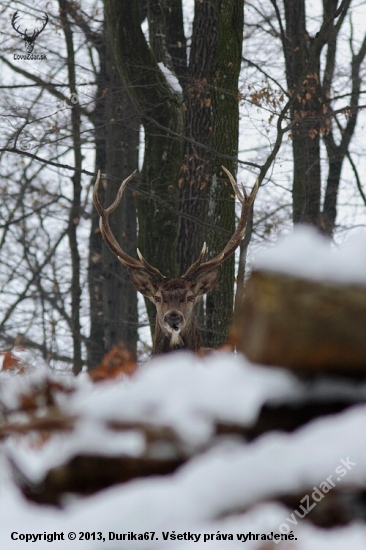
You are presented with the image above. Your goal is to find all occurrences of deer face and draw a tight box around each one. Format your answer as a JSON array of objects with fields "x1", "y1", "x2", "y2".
[
  {"x1": 152, "y1": 281, "x2": 197, "y2": 336},
  {"x1": 128, "y1": 270, "x2": 221, "y2": 341}
]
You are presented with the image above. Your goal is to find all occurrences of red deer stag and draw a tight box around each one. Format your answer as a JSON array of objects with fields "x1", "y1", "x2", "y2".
[{"x1": 93, "y1": 167, "x2": 258, "y2": 355}]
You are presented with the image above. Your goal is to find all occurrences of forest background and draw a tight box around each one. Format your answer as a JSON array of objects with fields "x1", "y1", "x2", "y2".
[{"x1": 0, "y1": 0, "x2": 365, "y2": 374}]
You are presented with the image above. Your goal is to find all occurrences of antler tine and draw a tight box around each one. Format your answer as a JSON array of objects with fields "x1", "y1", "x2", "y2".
[
  {"x1": 35, "y1": 13, "x2": 49, "y2": 36},
  {"x1": 11, "y1": 11, "x2": 22, "y2": 34},
  {"x1": 182, "y1": 242, "x2": 207, "y2": 280},
  {"x1": 136, "y1": 248, "x2": 166, "y2": 280},
  {"x1": 184, "y1": 167, "x2": 259, "y2": 280},
  {"x1": 93, "y1": 170, "x2": 165, "y2": 281},
  {"x1": 221, "y1": 165, "x2": 247, "y2": 202}
]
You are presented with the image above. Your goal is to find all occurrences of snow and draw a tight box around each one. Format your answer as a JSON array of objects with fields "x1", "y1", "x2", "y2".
[
  {"x1": 4, "y1": 352, "x2": 366, "y2": 485},
  {"x1": 158, "y1": 62, "x2": 183, "y2": 96},
  {"x1": 0, "y1": 362, "x2": 76, "y2": 411},
  {"x1": 1, "y1": 350, "x2": 366, "y2": 548},
  {"x1": 254, "y1": 225, "x2": 366, "y2": 286},
  {"x1": 68, "y1": 352, "x2": 300, "y2": 445},
  {"x1": 1, "y1": 395, "x2": 366, "y2": 548},
  {"x1": 4, "y1": 418, "x2": 145, "y2": 483},
  {"x1": 169, "y1": 404, "x2": 366, "y2": 520}
]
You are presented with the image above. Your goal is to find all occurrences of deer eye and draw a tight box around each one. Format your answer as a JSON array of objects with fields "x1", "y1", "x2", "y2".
[
  {"x1": 187, "y1": 295, "x2": 195, "y2": 302},
  {"x1": 154, "y1": 296, "x2": 161, "y2": 303}
]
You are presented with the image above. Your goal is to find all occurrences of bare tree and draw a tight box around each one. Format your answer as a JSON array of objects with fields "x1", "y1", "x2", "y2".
[
  {"x1": 0, "y1": 2, "x2": 141, "y2": 369},
  {"x1": 252, "y1": 0, "x2": 366, "y2": 235},
  {"x1": 104, "y1": 0, "x2": 246, "y2": 347}
]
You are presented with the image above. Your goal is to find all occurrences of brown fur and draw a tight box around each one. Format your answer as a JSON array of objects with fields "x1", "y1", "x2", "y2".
[{"x1": 129, "y1": 272, "x2": 220, "y2": 355}]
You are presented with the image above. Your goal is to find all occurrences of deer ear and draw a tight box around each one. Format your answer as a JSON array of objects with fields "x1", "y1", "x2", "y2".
[
  {"x1": 191, "y1": 266, "x2": 221, "y2": 296},
  {"x1": 128, "y1": 269, "x2": 157, "y2": 299}
]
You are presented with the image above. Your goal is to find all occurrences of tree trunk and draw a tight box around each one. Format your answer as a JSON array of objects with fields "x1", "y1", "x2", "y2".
[
  {"x1": 102, "y1": 40, "x2": 139, "y2": 360},
  {"x1": 283, "y1": 0, "x2": 322, "y2": 226},
  {"x1": 88, "y1": 26, "x2": 139, "y2": 367},
  {"x1": 59, "y1": 0, "x2": 83, "y2": 374},
  {"x1": 321, "y1": 8, "x2": 366, "y2": 236},
  {"x1": 178, "y1": 0, "x2": 244, "y2": 347},
  {"x1": 88, "y1": 28, "x2": 108, "y2": 369},
  {"x1": 277, "y1": 0, "x2": 361, "y2": 234},
  {"x1": 206, "y1": 0, "x2": 244, "y2": 347},
  {"x1": 104, "y1": 0, "x2": 184, "y2": 337}
]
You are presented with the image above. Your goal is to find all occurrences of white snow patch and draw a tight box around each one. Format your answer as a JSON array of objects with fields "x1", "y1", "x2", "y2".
[
  {"x1": 68, "y1": 352, "x2": 300, "y2": 445},
  {"x1": 3, "y1": 352, "x2": 366, "y2": 486},
  {"x1": 1, "y1": 404, "x2": 366, "y2": 548},
  {"x1": 0, "y1": 364, "x2": 76, "y2": 411},
  {"x1": 158, "y1": 62, "x2": 183, "y2": 96},
  {"x1": 5, "y1": 418, "x2": 145, "y2": 483},
  {"x1": 254, "y1": 225, "x2": 366, "y2": 286}
]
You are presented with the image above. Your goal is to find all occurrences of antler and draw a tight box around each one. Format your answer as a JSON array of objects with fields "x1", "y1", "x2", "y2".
[
  {"x1": 11, "y1": 11, "x2": 48, "y2": 36},
  {"x1": 183, "y1": 166, "x2": 259, "y2": 280},
  {"x1": 11, "y1": 11, "x2": 23, "y2": 36},
  {"x1": 32, "y1": 13, "x2": 49, "y2": 38},
  {"x1": 93, "y1": 170, "x2": 165, "y2": 282}
]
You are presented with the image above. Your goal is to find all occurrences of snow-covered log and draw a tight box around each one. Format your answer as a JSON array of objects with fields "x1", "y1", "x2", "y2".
[
  {"x1": 234, "y1": 269, "x2": 366, "y2": 372},
  {"x1": 233, "y1": 227, "x2": 366, "y2": 373}
]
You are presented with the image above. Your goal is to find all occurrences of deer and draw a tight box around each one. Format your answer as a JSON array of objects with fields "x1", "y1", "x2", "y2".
[
  {"x1": 93, "y1": 167, "x2": 258, "y2": 355},
  {"x1": 12, "y1": 11, "x2": 49, "y2": 54}
]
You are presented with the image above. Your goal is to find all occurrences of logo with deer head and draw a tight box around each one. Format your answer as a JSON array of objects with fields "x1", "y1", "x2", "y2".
[{"x1": 12, "y1": 11, "x2": 48, "y2": 54}]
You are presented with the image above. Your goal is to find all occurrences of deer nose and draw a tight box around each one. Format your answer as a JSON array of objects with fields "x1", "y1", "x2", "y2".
[{"x1": 164, "y1": 312, "x2": 183, "y2": 330}]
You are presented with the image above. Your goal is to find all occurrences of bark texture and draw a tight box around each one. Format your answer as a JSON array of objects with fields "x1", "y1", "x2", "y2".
[
  {"x1": 233, "y1": 270, "x2": 366, "y2": 373},
  {"x1": 282, "y1": 0, "x2": 323, "y2": 225},
  {"x1": 59, "y1": 0, "x2": 83, "y2": 374},
  {"x1": 178, "y1": 0, "x2": 244, "y2": 347},
  {"x1": 88, "y1": 27, "x2": 139, "y2": 367}
]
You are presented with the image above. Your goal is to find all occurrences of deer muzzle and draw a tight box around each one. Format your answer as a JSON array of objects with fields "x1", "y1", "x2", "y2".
[{"x1": 164, "y1": 311, "x2": 184, "y2": 332}]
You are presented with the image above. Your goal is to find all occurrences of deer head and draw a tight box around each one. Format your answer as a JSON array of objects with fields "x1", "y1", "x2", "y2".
[
  {"x1": 12, "y1": 11, "x2": 49, "y2": 54},
  {"x1": 93, "y1": 167, "x2": 258, "y2": 354}
]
